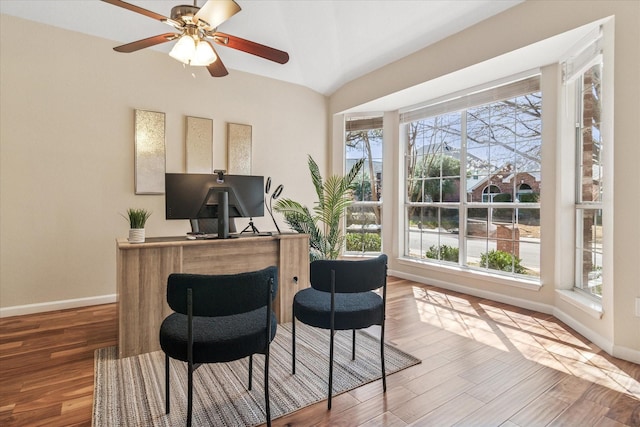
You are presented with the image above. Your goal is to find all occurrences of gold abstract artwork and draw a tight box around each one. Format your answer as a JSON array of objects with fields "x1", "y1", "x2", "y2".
[
  {"x1": 186, "y1": 116, "x2": 213, "y2": 173},
  {"x1": 227, "y1": 123, "x2": 252, "y2": 175},
  {"x1": 134, "y1": 109, "x2": 165, "y2": 194}
]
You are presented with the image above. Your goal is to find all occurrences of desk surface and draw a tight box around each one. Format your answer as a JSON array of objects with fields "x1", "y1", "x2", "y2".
[{"x1": 116, "y1": 232, "x2": 304, "y2": 249}]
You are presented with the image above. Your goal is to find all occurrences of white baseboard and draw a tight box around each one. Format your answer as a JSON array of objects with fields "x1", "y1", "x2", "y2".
[
  {"x1": 553, "y1": 307, "x2": 640, "y2": 365},
  {"x1": 0, "y1": 294, "x2": 117, "y2": 318},
  {"x1": 612, "y1": 344, "x2": 640, "y2": 365},
  {"x1": 388, "y1": 269, "x2": 640, "y2": 365},
  {"x1": 552, "y1": 307, "x2": 612, "y2": 353}
]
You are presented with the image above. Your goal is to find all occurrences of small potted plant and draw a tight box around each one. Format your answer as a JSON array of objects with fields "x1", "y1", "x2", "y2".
[{"x1": 123, "y1": 208, "x2": 151, "y2": 243}]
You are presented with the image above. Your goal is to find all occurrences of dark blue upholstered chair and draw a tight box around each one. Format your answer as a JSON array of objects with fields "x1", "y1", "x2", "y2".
[
  {"x1": 291, "y1": 254, "x2": 388, "y2": 409},
  {"x1": 159, "y1": 266, "x2": 278, "y2": 427}
]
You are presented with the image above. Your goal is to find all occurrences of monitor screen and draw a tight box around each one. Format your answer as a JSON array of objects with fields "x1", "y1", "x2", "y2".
[{"x1": 165, "y1": 173, "x2": 264, "y2": 220}]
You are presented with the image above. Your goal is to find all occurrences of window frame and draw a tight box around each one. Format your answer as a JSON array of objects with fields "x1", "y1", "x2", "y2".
[
  {"x1": 400, "y1": 75, "x2": 542, "y2": 282},
  {"x1": 344, "y1": 114, "x2": 384, "y2": 256}
]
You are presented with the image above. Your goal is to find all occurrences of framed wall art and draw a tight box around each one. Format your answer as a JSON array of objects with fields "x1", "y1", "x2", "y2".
[
  {"x1": 185, "y1": 116, "x2": 213, "y2": 173},
  {"x1": 227, "y1": 122, "x2": 252, "y2": 175},
  {"x1": 134, "y1": 109, "x2": 166, "y2": 194}
]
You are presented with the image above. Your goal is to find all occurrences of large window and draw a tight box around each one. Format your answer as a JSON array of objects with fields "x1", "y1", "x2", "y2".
[
  {"x1": 345, "y1": 115, "x2": 383, "y2": 255},
  {"x1": 574, "y1": 62, "x2": 604, "y2": 298},
  {"x1": 402, "y1": 77, "x2": 542, "y2": 280}
]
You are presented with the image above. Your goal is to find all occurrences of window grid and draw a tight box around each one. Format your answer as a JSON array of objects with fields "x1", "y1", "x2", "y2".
[{"x1": 404, "y1": 80, "x2": 541, "y2": 281}]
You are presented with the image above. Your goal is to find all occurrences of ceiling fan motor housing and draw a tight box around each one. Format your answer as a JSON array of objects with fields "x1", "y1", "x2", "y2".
[{"x1": 171, "y1": 5, "x2": 201, "y2": 24}]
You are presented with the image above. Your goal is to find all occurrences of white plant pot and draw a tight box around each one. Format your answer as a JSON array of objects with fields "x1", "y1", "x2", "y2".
[{"x1": 128, "y1": 228, "x2": 145, "y2": 243}]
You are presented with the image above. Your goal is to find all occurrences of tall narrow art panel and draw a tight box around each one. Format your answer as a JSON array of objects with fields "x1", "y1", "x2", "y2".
[
  {"x1": 134, "y1": 109, "x2": 166, "y2": 194},
  {"x1": 186, "y1": 116, "x2": 213, "y2": 173},
  {"x1": 227, "y1": 123, "x2": 252, "y2": 175}
]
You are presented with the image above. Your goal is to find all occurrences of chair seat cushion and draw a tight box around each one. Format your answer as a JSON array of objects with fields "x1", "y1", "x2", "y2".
[
  {"x1": 293, "y1": 288, "x2": 383, "y2": 330},
  {"x1": 160, "y1": 306, "x2": 277, "y2": 363}
]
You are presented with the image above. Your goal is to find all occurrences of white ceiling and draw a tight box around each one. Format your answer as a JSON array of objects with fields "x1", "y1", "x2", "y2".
[{"x1": 0, "y1": 0, "x2": 524, "y2": 95}]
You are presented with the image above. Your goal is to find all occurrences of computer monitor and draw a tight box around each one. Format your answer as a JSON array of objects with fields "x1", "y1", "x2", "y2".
[{"x1": 165, "y1": 173, "x2": 264, "y2": 239}]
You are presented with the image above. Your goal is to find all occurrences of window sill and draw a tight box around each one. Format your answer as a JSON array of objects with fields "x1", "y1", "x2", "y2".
[
  {"x1": 396, "y1": 257, "x2": 542, "y2": 291},
  {"x1": 556, "y1": 289, "x2": 603, "y2": 319}
]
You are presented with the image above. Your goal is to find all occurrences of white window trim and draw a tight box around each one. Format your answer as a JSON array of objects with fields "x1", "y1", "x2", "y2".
[
  {"x1": 396, "y1": 257, "x2": 542, "y2": 291},
  {"x1": 556, "y1": 289, "x2": 603, "y2": 319}
]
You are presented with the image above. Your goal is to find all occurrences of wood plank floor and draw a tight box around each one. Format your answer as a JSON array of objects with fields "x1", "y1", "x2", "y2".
[{"x1": 1, "y1": 277, "x2": 638, "y2": 426}]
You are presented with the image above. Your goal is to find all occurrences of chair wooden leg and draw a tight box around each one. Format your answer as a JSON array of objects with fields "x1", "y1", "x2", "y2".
[
  {"x1": 165, "y1": 354, "x2": 170, "y2": 414},
  {"x1": 248, "y1": 354, "x2": 254, "y2": 390},
  {"x1": 187, "y1": 361, "x2": 193, "y2": 427},
  {"x1": 291, "y1": 311, "x2": 296, "y2": 375},
  {"x1": 328, "y1": 330, "x2": 334, "y2": 409},
  {"x1": 352, "y1": 329, "x2": 356, "y2": 360}
]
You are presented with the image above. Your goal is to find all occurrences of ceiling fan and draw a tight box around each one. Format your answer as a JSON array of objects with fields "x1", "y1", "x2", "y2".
[{"x1": 101, "y1": 0, "x2": 289, "y2": 77}]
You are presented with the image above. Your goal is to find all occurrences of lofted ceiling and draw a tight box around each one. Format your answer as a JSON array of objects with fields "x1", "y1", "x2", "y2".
[{"x1": 0, "y1": 0, "x2": 524, "y2": 95}]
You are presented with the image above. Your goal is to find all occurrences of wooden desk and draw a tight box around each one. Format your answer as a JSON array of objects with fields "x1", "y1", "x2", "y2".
[{"x1": 116, "y1": 233, "x2": 309, "y2": 358}]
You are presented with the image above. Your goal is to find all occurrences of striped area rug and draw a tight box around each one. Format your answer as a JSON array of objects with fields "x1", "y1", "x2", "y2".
[{"x1": 93, "y1": 322, "x2": 420, "y2": 426}]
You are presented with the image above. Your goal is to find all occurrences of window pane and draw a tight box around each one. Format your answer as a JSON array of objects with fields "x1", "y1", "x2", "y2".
[
  {"x1": 406, "y1": 177, "x2": 424, "y2": 203},
  {"x1": 578, "y1": 64, "x2": 603, "y2": 204},
  {"x1": 576, "y1": 209, "x2": 602, "y2": 297},
  {"x1": 515, "y1": 138, "x2": 542, "y2": 172},
  {"x1": 346, "y1": 116, "x2": 383, "y2": 255},
  {"x1": 352, "y1": 163, "x2": 382, "y2": 202},
  {"x1": 346, "y1": 204, "x2": 382, "y2": 254},
  {"x1": 406, "y1": 207, "x2": 459, "y2": 262},
  {"x1": 466, "y1": 237, "x2": 494, "y2": 268},
  {"x1": 467, "y1": 105, "x2": 491, "y2": 146},
  {"x1": 515, "y1": 93, "x2": 543, "y2": 139}
]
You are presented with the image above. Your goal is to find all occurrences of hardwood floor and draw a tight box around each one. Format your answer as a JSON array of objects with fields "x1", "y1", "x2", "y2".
[
  {"x1": 0, "y1": 304, "x2": 116, "y2": 426},
  {"x1": 1, "y1": 277, "x2": 638, "y2": 426}
]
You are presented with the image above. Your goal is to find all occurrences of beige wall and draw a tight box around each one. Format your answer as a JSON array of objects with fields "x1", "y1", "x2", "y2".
[
  {"x1": 0, "y1": 15, "x2": 327, "y2": 311},
  {"x1": 1, "y1": 1, "x2": 638, "y2": 361},
  {"x1": 329, "y1": 1, "x2": 639, "y2": 359}
]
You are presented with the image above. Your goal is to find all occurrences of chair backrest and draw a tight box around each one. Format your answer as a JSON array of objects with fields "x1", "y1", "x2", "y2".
[
  {"x1": 310, "y1": 254, "x2": 387, "y2": 293},
  {"x1": 166, "y1": 266, "x2": 278, "y2": 317}
]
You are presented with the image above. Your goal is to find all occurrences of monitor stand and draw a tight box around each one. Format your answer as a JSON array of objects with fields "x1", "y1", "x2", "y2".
[{"x1": 241, "y1": 218, "x2": 260, "y2": 234}]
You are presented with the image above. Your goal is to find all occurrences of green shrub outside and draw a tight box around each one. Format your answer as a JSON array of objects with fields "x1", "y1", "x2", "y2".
[
  {"x1": 480, "y1": 250, "x2": 526, "y2": 274},
  {"x1": 425, "y1": 244, "x2": 459, "y2": 262},
  {"x1": 518, "y1": 192, "x2": 539, "y2": 203},
  {"x1": 346, "y1": 233, "x2": 381, "y2": 252},
  {"x1": 493, "y1": 193, "x2": 512, "y2": 202}
]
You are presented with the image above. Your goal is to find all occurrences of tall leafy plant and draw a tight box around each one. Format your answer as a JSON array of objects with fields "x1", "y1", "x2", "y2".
[{"x1": 274, "y1": 155, "x2": 364, "y2": 261}]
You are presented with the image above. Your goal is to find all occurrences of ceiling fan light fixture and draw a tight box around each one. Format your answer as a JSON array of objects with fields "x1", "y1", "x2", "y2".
[
  {"x1": 191, "y1": 40, "x2": 217, "y2": 66},
  {"x1": 169, "y1": 34, "x2": 196, "y2": 64},
  {"x1": 103, "y1": 0, "x2": 288, "y2": 77}
]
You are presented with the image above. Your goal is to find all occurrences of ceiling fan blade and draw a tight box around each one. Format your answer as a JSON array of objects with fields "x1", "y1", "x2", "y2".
[
  {"x1": 101, "y1": 0, "x2": 170, "y2": 22},
  {"x1": 206, "y1": 45, "x2": 229, "y2": 77},
  {"x1": 213, "y1": 33, "x2": 289, "y2": 64},
  {"x1": 113, "y1": 33, "x2": 178, "y2": 53},
  {"x1": 195, "y1": 0, "x2": 241, "y2": 30}
]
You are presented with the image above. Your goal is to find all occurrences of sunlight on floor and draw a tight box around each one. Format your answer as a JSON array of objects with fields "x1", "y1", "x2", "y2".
[{"x1": 410, "y1": 286, "x2": 640, "y2": 397}]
